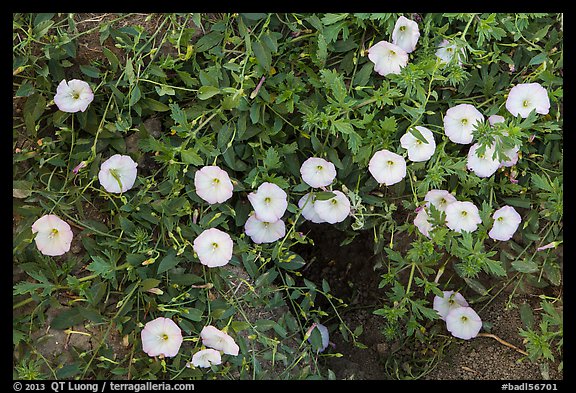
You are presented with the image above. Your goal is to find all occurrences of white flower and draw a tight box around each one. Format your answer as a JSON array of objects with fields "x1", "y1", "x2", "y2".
[
  {"x1": 193, "y1": 228, "x2": 234, "y2": 268},
  {"x1": 31, "y1": 214, "x2": 73, "y2": 256},
  {"x1": 194, "y1": 166, "x2": 233, "y2": 204},
  {"x1": 489, "y1": 206, "x2": 521, "y2": 241},
  {"x1": 300, "y1": 157, "x2": 337, "y2": 188},
  {"x1": 487, "y1": 114, "x2": 505, "y2": 126},
  {"x1": 54, "y1": 79, "x2": 94, "y2": 113},
  {"x1": 443, "y1": 104, "x2": 484, "y2": 144},
  {"x1": 424, "y1": 189, "x2": 457, "y2": 212},
  {"x1": 467, "y1": 143, "x2": 500, "y2": 178},
  {"x1": 391, "y1": 16, "x2": 420, "y2": 53},
  {"x1": 98, "y1": 154, "x2": 138, "y2": 193},
  {"x1": 367, "y1": 40, "x2": 409, "y2": 77},
  {"x1": 433, "y1": 291, "x2": 469, "y2": 321},
  {"x1": 506, "y1": 83, "x2": 550, "y2": 118},
  {"x1": 190, "y1": 349, "x2": 222, "y2": 368},
  {"x1": 368, "y1": 149, "x2": 407, "y2": 186},
  {"x1": 445, "y1": 306, "x2": 483, "y2": 340},
  {"x1": 313, "y1": 190, "x2": 351, "y2": 224},
  {"x1": 244, "y1": 214, "x2": 286, "y2": 244},
  {"x1": 298, "y1": 193, "x2": 325, "y2": 224},
  {"x1": 487, "y1": 115, "x2": 521, "y2": 167},
  {"x1": 200, "y1": 325, "x2": 240, "y2": 356},
  {"x1": 247, "y1": 182, "x2": 288, "y2": 223},
  {"x1": 414, "y1": 207, "x2": 433, "y2": 238},
  {"x1": 141, "y1": 317, "x2": 183, "y2": 358},
  {"x1": 435, "y1": 39, "x2": 462, "y2": 64},
  {"x1": 445, "y1": 201, "x2": 482, "y2": 233},
  {"x1": 400, "y1": 126, "x2": 436, "y2": 162}
]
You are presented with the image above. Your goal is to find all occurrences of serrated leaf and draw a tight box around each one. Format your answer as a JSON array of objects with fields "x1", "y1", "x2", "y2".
[
  {"x1": 181, "y1": 149, "x2": 203, "y2": 166},
  {"x1": 87, "y1": 256, "x2": 115, "y2": 280},
  {"x1": 263, "y1": 147, "x2": 281, "y2": 170}
]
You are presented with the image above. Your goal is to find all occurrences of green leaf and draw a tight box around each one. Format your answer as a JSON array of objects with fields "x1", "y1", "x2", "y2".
[
  {"x1": 24, "y1": 93, "x2": 47, "y2": 135},
  {"x1": 252, "y1": 40, "x2": 271, "y2": 72},
  {"x1": 80, "y1": 64, "x2": 101, "y2": 79},
  {"x1": 157, "y1": 249, "x2": 181, "y2": 274},
  {"x1": 142, "y1": 98, "x2": 170, "y2": 112},
  {"x1": 87, "y1": 256, "x2": 115, "y2": 280},
  {"x1": 512, "y1": 257, "x2": 539, "y2": 274},
  {"x1": 51, "y1": 307, "x2": 84, "y2": 330},
  {"x1": 129, "y1": 85, "x2": 142, "y2": 106},
  {"x1": 102, "y1": 47, "x2": 120, "y2": 72},
  {"x1": 408, "y1": 127, "x2": 430, "y2": 144},
  {"x1": 181, "y1": 149, "x2": 204, "y2": 166},
  {"x1": 194, "y1": 31, "x2": 223, "y2": 52},
  {"x1": 528, "y1": 53, "x2": 548, "y2": 66},
  {"x1": 321, "y1": 13, "x2": 349, "y2": 25},
  {"x1": 263, "y1": 147, "x2": 281, "y2": 170},
  {"x1": 140, "y1": 278, "x2": 161, "y2": 292},
  {"x1": 197, "y1": 85, "x2": 221, "y2": 100},
  {"x1": 314, "y1": 191, "x2": 337, "y2": 201}
]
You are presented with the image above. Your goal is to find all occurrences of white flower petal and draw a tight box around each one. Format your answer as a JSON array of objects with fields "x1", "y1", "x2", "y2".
[
  {"x1": 31, "y1": 214, "x2": 73, "y2": 256},
  {"x1": 247, "y1": 182, "x2": 288, "y2": 223},
  {"x1": 141, "y1": 317, "x2": 183, "y2": 358},
  {"x1": 445, "y1": 201, "x2": 482, "y2": 233},
  {"x1": 298, "y1": 193, "x2": 325, "y2": 223},
  {"x1": 467, "y1": 143, "x2": 500, "y2": 178},
  {"x1": 368, "y1": 41, "x2": 409, "y2": 76},
  {"x1": 53, "y1": 79, "x2": 94, "y2": 113},
  {"x1": 433, "y1": 291, "x2": 469, "y2": 321},
  {"x1": 200, "y1": 325, "x2": 240, "y2": 356},
  {"x1": 443, "y1": 104, "x2": 484, "y2": 144},
  {"x1": 445, "y1": 307, "x2": 482, "y2": 340},
  {"x1": 435, "y1": 40, "x2": 462, "y2": 64},
  {"x1": 414, "y1": 208, "x2": 433, "y2": 238},
  {"x1": 489, "y1": 206, "x2": 521, "y2": 241},
  {"x1": 98, "y1": 154, "x2": 138, "y2": 193},
  {"x1": 368, "y1": 149, "x2": 407, "y2": 186},
  {"x1": 244, "y1": 214, "x2": 286, "y2": 244},
  {"x1": 392, "y1": 16, "x2": 420, "y2": 53},
  {"x1": 194, "y1": 166, "x2": 234, "y2": 204},
  {"x1": 313, "y1": 190, "x2": 351, "y2": 224},
  {"x1": 193, "y1": 228, "x2": 233, "y2": 267},
  {"x1": 300, "y1": 157, "x2": 337, "y2": 188},
  {"x1": 400, "y1": 126, "x2": 436, "y2": 162},
  {"x1": 191, "y1": 349, "x2": 222, "y2": 368},
  {"x1": 506, "y1": 83, "x2": 550, "y2": 118},
  {"x1": 424, "y1": 189, "x2": 457, "y2": 212}
]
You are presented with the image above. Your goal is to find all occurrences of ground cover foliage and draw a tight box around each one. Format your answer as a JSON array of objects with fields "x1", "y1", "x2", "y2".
[{"x1": 13, "y1": 13, "x2": 563, "y2": 380}]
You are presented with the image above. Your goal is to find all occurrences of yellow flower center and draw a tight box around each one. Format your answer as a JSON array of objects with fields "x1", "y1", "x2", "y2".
[
  {"x1": 212, "y1": 178, "x2": 220, "y2": 185},
  {"x1": 387, "y1": 160, "x2": 395, "y2": 166},
  {"x1": 460, "y1": 316, "x2": 468, "y2": 322},
  {"x1": 522, "y1": 99, "x2": 530, "y2": 107},
  {"x1": 461, "y1": 118, "x2": 468, "y2": 125},
  {"x1": 264, "y1": 197, "x2": 271, "y2": 204},
  {"x1": 460, "y1": 211, "x2": 468, "y2": 217},
  {"x1": 161, "y1": 333, "x2": 169, "y2": 341},
  {"x1": 399, "y1": 26, "x2": 406, "y2": 32}
]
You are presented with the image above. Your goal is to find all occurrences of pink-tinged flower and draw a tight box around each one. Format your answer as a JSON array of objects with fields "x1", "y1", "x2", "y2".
[
  {"x1": 489, "y1": 206, "x2": 521, "y2": 241},
  {"x1": 400, "y1": 126, "x2": 436, "y2": 162},
  {"x1": 435, "y1": 39, "x2": 462, "y2": 64},
  {"x1": 313, "y1": 190, "x2": 351, "y2": 224},
  {"x1": 98, "y1": 154, "x2": 138, "y2": 193},
  {"x1": 193, "y1": 228, "x2": 234, "y2": 268},
  {"x1": 487, "y1": 114, "x2": 505, "y2": 126},
  {"x1": 194, "y1": 166, "x2": 233, "y2": 204},
  {"x1": 499, "y1": 146, "x2": 520, "y2": 168},
  {"x1": 414, "y1": 207, "x2": 433, "y2": 238},
  {"x1": 54, "y1": 79, "x2": 94, "y2": 113},
  {"x1": 141, "y1": 317, "x2": 183, "y2": 358},
  {"x1": 506, "y1": 83, "x2": 550, "y2": 118},
  {"x1": 391, "y1": 16, "x2": 420, "y2": 53},
  {"x1": 247, "y1": 182, "x2": 288, "y2": 223},
  {"x1": 300, "y1": 157, "x2": 337, "y2": 188},
  {"x1": 445, "y1": 201, "x2": 482, "y2": 233},
  {"x1": 368, "y1": 149, "x2": 407, "y2": 186},
  {"x1": 298, "y1": 193, "x2": 325, "y2": 224},
  {"x1": 367, "y1": 40, "x2": 409, "y2": 76},
  {"x1": 536, "y1": 241, "x2": 561, "y2": 252},
  {"x1": 467, "y1": 143, "x2": 500, "y2": 178},
  {"x1": 190, "y1": 349, "x2": 222, "y2": 368},
  {"x1": 200, "y1": 325, "x2": 240, "y2": 356},
  {"x1": 433, "y1": 291, "x2": 469, "y2": 321},
  {"x1": 445, "y1": 306, "x2": 482, "y2": 340},
  {"x1": 244, "y1": 214, "x2": 286, "y2": 244},
  {"x1": 31, "y1": 214, "x2": 73, "y2": 256},
  {"x1": 72, "y1": 161, "x2": 87, "y2": 175},
  {"x1": 443, "y1": 104, "x2": 484, "y2": 144},
  {"x1": 424, "y1": 189, "x2": 457, "y2": 212}
]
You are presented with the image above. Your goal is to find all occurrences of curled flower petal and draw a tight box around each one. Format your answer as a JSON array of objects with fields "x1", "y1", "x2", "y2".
[
  {"x1": 193, "y1": 228, "x2": 234, "y2": 268},
  {"x1": 200, "y1": 325, "x2": 240, "y2": 356},
  {"x1": 392, "y1": 16, "x2": 420, "y2": 53},
  {"x1": 298, "y1": 193, "x2": 325, "y2": 224},
  {"x1": 141, "y1": 317, "x2": 183, "y2": 358},
  {"x1": 194, "y1": 166, "x2": 234, "y2": 204},
  {"x1": 98, "y1": 154, "x2": 138, "y2": 193},
  {"x1": 368, "y1": 40, "x2": 409, "y2": 77},
  {"x1": 190, "y1": 349, "x2": 222, "y2": 368},
  {"x1": 424, "y1": 189, "x2": 457, "y2": 212},
  {"x1": 31, "y1": 214, "x2": 73, "y2": 256},
  {"x1": 414, "y1": 207, "x2": 433, "y2": 238}
]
